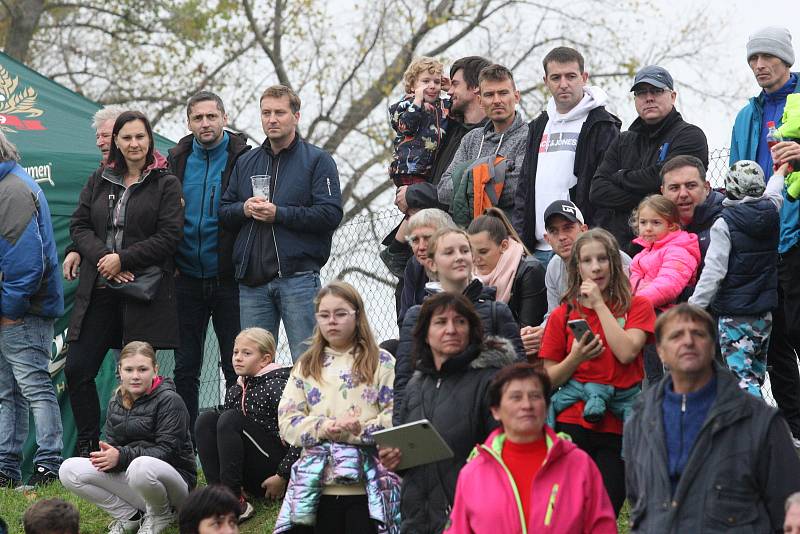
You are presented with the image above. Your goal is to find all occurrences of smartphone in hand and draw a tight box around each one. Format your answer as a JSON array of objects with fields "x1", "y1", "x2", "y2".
[{"x1": 568, "y1": 319, "x2": 595, "y2": 342}]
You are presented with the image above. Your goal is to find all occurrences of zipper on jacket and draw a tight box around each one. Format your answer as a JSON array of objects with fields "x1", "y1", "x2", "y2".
[
  {"x1": 479, "y1": 444, "x2": 528, "y2": 534},
  {"x1": 209, "y1": 185, "x2": 216, "y2": 217},
  {"x1": 544, "y1": 483, "x2": 559, "y2": 526},
  {"x1": 197, "y1": 152, "x2": 209, "y2": 279},
  {"x1": 272, "y1": 154, "x2": 283, "y2": 277},
  {"x1": 436, "y1": 378, "x2": 441, "y2": 389},
  {"x1": 326, "y1": 177, "x2": 331, "y2": 196}
]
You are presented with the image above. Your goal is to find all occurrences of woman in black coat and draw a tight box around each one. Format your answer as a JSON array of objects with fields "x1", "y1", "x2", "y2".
[
  {"x1": 379, "y1": 293, "x2": 517, "y2": 534},
  {"x1": 467, "y1": 207, "x2": 547, "y2": 351},
  {"x1": 392, "y1": 227, "x2": 524, "y2": 424},
  {"x1": 65, "y1": 110, "x2": 183, "y2": 458},
  {"x1": 59, "y1": 342, "x2": 195, "y2": 533}
]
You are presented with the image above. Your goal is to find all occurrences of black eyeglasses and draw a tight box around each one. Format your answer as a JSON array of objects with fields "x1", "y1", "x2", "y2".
[{"x1": 633, "y1": 87, "x2": 670, "y2": 98}]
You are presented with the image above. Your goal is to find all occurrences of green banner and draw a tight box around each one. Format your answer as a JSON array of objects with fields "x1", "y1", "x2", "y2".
[{"x1": 0, "y1": 52, "x2": 175, "y2": 477}]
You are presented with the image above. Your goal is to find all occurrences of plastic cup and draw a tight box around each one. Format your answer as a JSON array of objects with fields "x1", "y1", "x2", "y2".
[{"x1": 251, "y1": 175, "x2": 270, "y2": 199}]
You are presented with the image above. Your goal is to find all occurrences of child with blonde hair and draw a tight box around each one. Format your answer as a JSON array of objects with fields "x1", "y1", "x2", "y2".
[
  {"x1": 382, "y1": 57, "x2": 450, "y2": 277},
  {"x1": 195, "y1": 327, "x2": 299, "y2": 523}
]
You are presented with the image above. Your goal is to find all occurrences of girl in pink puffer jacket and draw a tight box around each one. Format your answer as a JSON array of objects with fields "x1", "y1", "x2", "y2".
[{"x1": 629, "y1": 195, "x2": 700, "y2": 312}]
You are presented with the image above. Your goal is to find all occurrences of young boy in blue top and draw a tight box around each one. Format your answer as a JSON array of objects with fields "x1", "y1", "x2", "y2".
[{"x1": 689, "y1": 160, "x2": 788, "y2": 396}]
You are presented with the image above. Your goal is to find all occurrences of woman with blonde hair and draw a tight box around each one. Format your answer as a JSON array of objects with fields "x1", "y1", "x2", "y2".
[
  {"x1": 195, "y1": 327, "x2": 299, "y2": 523},
  {"x1": 59, "y1": 341, "x2": 195, "y2": 534},
  {"x1": 539, "y1": 228, "x2": 655, "y2": 515},
  {"x1": 274, "y1": 281, "x2": 400, "y2": 533}
]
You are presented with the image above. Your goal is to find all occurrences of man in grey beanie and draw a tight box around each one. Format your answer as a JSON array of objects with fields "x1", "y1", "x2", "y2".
[{"x1": 730, "y1": 25, "x2": 800, "y2": 447}]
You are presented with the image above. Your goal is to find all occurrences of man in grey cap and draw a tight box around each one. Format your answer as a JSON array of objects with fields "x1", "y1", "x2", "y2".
[
  {"x1": 589, "y1": 65, "x2": 708, "y2": 254},
  {"x1": 730, "y1": 26, "x2": 800, "y2": 446}
]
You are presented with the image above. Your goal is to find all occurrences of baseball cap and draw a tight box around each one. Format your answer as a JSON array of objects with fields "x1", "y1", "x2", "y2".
[
  {"x1": 544, "y1": 200, "x2": 585, "y2": 226},
  {"x1": 630, "y1": 65, "x2": 674, "y2": 91}
]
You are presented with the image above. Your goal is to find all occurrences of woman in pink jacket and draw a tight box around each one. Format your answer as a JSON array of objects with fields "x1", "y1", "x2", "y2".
[
  {"x1": 445, "y1": 363, "x2": 616, "y2": 534},
  {"x1": 629, "y1": 195, "x2": 700, "y2": 312}
]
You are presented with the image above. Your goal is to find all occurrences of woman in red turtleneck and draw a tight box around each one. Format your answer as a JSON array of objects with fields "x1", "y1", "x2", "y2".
[{"x1": 445, "y1": 363, "x2": 616, "y2": 534}]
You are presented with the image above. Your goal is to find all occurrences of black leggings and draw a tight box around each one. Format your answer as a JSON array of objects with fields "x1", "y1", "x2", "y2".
[
  {"x1": 65, "y1": 288, "x2": 124, "y2": 444},
  {"x1": 195, "y1": 409, "x2": 286, "y2": 496},
  {"x1": 556, "y1": 422, "x2": 625, "y2": 515},
  {"x1": 288, "y1": 495, "x2": 377, "y2": 534}
]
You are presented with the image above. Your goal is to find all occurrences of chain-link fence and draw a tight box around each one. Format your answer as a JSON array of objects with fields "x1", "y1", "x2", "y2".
[{"x1": 160, "y1": 146, "x2": 782, "y2": 410}]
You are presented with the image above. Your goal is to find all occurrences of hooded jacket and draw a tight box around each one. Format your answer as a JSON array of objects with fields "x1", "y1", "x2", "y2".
[
  {"x1": 104, "y1": 377, "x2": 197, "y2": 489},
  {"x1": 219, "y1": 135, "x2": 342, "y2": 282},
  {"x1": 223, "y1": 364, "x2": 300, "y2": 480},
  {"x1": 388, "y1": 96, "x2": 448, "y2": 181},
  {"x1": 629, "y1": 229, "x2": 701, "y2": 311},
  {"x1": 624, "y1": 364, "x2": 800, "y2": 533},
  {"x1": 590, "y1": 108, "x2": 709, "y2": 254},
  {"x1": 730, "y1": 72, "x2": 800, "y2": 254},
  {"x1": 438, "y1": 113, "x2": 529, "y2": 215},
  {"x1": 396, "y1": 337, "x2": 518, "y2": 534},
  {"x1": 512, "y1": 88, "x2": 621, "y2": 251},
  {"x1": 445, "y1": 426, "x2": 616, "y2": 534},
  {"x1": 392, "y1": 278, "x2": 525, "y2": 425},
  {"x1": 68, "y1": 152, "x2": 183, "y2": 347},
  {"x1": 168, "y1": 130, "x2": 250, "y2": 279},
  {"x1": 0, "y1": 161, "x2": 64, "y2": 320}
]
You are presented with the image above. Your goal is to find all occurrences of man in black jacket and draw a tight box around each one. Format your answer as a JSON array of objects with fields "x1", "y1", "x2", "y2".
[
  {"x1": 512, "y1": 47, "x2": 620, "y2": 265},
  {"x1": 624, "y1": 304, "x2": 800, "y2": 533},
  {"x1": 166, "y1": 91, "x2": 251, "y2": 438},
  {"x1": 590, "y1": 66, "x2": 709, "y2": 255}
]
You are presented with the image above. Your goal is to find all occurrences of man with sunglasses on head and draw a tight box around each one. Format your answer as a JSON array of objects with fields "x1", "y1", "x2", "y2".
[{"x1": 590, "y1": 65, "x2": 708, "y2": 255}]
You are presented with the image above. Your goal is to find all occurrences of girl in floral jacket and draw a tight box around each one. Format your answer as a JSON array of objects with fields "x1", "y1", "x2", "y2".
[{"x1": 277, "y1": 281, "x2": 398, "y2": 533}]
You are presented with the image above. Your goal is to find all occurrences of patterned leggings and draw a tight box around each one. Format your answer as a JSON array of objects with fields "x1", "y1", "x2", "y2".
[{"x1": 718, "y1": 312, "x2": 772, "y2": 397}]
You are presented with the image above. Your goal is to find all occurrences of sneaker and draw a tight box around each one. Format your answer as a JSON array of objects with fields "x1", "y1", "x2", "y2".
[
  {"x1": 238, "y1": 496, "x2": 255, "y2": 524},
  {"x1": 793, "y1": 436, "x2": 800, "y2": 450},
  {"x1": 108, "y1": 517, "x2": 141, "y2": 534},
  {"x1": 26, "y1": 464, "x2": 59, "y2": 486},
  {"x1": 0, "y1": 470, "x2": 20, "y2": 488},
  {"x1": 138, "y1": 509, "x2": 176, "y2": 534},
  {"x1": 380, "y1": 246, "x2": 412, "y2": 279}
]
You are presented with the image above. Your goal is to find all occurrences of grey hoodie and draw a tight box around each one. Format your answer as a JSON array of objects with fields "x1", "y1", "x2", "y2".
[{"x1": 437, "y1": 112, "x2": 528, "y2": 212}]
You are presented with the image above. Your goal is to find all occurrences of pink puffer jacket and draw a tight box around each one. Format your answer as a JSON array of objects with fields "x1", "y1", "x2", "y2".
[
  {"x1": 444, "y1": 426, "x2": 617, "y2": 534},
  {"x1": 629, "y1": 230, "x2": 700, "y2": 310}
]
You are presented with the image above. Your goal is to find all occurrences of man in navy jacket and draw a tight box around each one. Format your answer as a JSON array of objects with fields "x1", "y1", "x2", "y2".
[{"x1": 220, "y1": 85, "x2": 342, "y2": 362}]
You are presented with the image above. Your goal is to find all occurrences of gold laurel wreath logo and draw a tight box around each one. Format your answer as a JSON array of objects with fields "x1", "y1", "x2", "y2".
[{"x1": 0, "y1": 64, "x2": 44, "y2": 132}]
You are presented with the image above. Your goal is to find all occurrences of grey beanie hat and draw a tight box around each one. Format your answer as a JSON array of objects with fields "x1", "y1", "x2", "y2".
[
  {"x1": 726, "y1": 160, "x2": 766, "y2": 200},
  {"x1": 747, "y1": 26, "x2": 794, "y2": 66}
]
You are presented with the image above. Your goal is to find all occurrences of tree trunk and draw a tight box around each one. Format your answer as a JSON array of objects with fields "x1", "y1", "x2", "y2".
[{"x1": 2, "y1": 0, "x2": 46, "y2": 63}]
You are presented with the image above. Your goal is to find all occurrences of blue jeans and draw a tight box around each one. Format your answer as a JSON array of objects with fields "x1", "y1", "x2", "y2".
[
  {"x1": 533, "y1": 249, "x2": 555, "y2": 269},
  {"x1": 0, "y1": 315, "x2": 63, "y2": 479},
  {"x1": 239, "y1": 272, "x2": 321, "y2": 362}
]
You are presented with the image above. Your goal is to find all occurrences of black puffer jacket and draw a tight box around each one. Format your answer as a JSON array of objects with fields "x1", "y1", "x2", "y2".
[
  {"x1": 104, "y1": 377, "x2": 196, "y2": 489},
  {"x1": 397, "y1": 337, "x2": 517, "y2": 534},
  {"x1": 589, "y1": 108, "x2": 708, "y2": 254},
  {"x1": 223, "y1": 366, "x2": 301, "y2": 479},
  {"x1": 392, "y1": 278, "x2": 525, "y2": 425},
  {"x1": 508, "y1": 255, "x2": 547, "y2": 327}
]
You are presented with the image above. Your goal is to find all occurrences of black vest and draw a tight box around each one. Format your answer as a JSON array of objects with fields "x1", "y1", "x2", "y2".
[{"x1": 711, "y1": 198, "x2": 779, "y2": 316}]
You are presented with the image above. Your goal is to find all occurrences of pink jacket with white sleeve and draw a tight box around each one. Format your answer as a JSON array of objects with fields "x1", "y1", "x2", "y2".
[
  {"x1": 444, "y1": 426, "x2": 617, "y2": 534},
  {"x1": 629, "y1": 229, "x2": 700, "y2": 311}
]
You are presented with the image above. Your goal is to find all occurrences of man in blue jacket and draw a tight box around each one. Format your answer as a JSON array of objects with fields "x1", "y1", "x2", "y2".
[
  {"x1": 167, "y1": 91, "x2": 251, "y2": 438},
  {"x1": 220, "y1": 85, "x2": 342, "y2": 362},
  {"x1": 730, "y1": 26, "x2": 800, "y2": 445},
  {"x1": 0, "y1": 132, "x2": 65, "y2": 488}
]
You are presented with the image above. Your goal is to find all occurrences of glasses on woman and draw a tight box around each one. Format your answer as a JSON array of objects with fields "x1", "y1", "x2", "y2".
[{"x1": 315, "y1": 309, "x2": 357, "y2": 323}]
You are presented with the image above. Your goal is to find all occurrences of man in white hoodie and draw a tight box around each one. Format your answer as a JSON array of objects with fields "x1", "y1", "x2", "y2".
[{"x1": 512, "y1": 47, "x2": 621, "y2": 266}]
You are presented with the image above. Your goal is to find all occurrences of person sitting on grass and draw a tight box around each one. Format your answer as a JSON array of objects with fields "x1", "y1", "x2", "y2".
[
  {"x1": 59, "y1": 341, "x2": 196, "y2": 534},
  {"x1": 178, "y1": 485, "x2": 241, "y2": 534},
  {"x1": 195, "y1": 327, "x2": 300, "y2": 523}
]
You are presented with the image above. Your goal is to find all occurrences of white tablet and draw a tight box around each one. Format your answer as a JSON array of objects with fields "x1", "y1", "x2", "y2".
[{"x1": 372, "y1": 419, "x2": 454, "y2": 470}]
